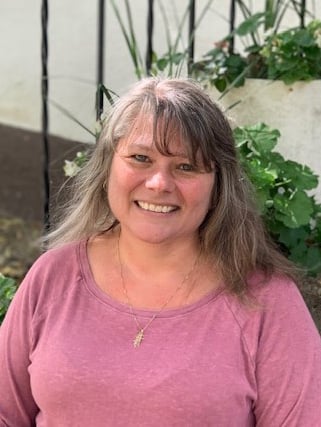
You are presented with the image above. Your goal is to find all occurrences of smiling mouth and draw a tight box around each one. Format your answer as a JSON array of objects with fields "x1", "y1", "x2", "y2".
[{"x1": 136, "y1": 201, "x2": 178, "y2": 213}]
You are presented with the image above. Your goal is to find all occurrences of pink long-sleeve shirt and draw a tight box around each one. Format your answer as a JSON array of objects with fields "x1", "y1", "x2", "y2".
[{"x1": 0, "y1": 240, "x2": 320, "y2": 426}]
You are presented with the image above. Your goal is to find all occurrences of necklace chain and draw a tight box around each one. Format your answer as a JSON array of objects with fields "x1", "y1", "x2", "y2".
[{"x1": 117, "y1": 234, "x2": 200, "y2": 348}]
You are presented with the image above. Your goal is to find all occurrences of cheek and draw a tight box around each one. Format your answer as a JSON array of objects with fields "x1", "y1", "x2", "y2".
[
  {"x1": 107, "y1": 161, "x2": 140, "y2": 201},
  {"x1": 188, "y1": 176, "x2": 214, "y2": 210},
  {"x1": 107, "y1": 161, "x2": 124, "y2": 209}
]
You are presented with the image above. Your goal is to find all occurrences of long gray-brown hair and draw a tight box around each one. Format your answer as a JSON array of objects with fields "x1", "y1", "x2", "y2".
[{"x1": 47, "y1": 77, "x2": 296, "y2": 295}]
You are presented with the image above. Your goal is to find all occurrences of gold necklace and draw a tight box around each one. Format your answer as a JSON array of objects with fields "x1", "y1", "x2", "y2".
[{"x1": 117, "y1": 235, "x2": 200, "y2": 348}]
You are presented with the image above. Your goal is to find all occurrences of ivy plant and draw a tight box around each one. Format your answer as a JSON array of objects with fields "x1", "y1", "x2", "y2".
[
  {"x1": 234, "y1": 123, "x2": 321, "y2": 274},
  {"x1": 261, "y1": 20, "x2": 321, "y2": 84},
  {"x1": 192, "y1": 18, "x2": 321, "y2": 92}
]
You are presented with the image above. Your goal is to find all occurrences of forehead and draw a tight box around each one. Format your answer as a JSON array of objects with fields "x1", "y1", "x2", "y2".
[{"x1": 119, "y1": 114, "x2": 189, "y2": 156}]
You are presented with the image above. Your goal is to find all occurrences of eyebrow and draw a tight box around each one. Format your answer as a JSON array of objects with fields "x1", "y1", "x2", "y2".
[
  {"x1": 128, "y1": 142, "x2": 153, "y2": 152},
  {"x1": 128, "y1": 142, "x2": 189, "y2": 159}
]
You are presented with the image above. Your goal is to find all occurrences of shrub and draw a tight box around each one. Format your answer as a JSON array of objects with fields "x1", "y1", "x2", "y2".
[
  {"x1": 234, "y1": 123, "x2": 321, "y2": 274},
  {"x1": 192, "y1": 18, "x2": 321, "y2": 92},
  {"x1": 0, "y1": 273, "x2": 18, "y2": 324}
]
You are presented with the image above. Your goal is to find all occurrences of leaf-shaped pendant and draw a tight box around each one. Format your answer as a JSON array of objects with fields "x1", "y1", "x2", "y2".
[{"x1": 133, "y1": 329, "x2": 144, "y2": 348}]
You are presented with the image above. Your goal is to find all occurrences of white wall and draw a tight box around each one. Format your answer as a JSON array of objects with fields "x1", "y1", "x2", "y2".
[
  {"x1": 0, "y1": 1, "x2": 42, "y2": 130},
  {"x1": 0, "y1": 0, "x2": 320, "y2": 144},
  {"x1": 210, "y1": 80, "x2": 321, "y2": 199}
]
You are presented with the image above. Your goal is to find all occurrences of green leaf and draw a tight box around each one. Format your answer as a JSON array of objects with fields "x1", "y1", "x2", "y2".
[
  {"x1": 156, "y1": 57, "x2": 169, "y2": 71},
  {"x1": 234, "y1": 123, "x2": 279, "y2": 153},
  {"x1": 235, "y1": 13, "x2": 266, "y2": 36},
  {"x1": 246, "y1": 159, "x2": 277, "y2": 188},
  {"x1": 274, "y1": 191, "x2": 314, "y2": 228},
  {"x1": 0, "y1": 274, "x2": 18, "y2": 324},
  {"x1": 171, "y1": 52, "x2": 185, "y2": 65},
  {"x1": 280, "y1": 161, "x2": 319, "y2": 191},
  {"x1": 278, "y1": 226, "x2": 309, "y2": 249},
  {"x1": 293, "y1": 30, "x2": 315, "y2": 47},
  {"x1": 214, "y1": 78, "x2": 227, "y2": 92},
  {"x1": 255, "y1": 189, "x2": 270, "y2": 213},
  {"x1": 290, "y1": 246, "x2": 321, "y2": 274},
  {"x1": 305, "y1": 247, "x2": 321, "y2": 273}
]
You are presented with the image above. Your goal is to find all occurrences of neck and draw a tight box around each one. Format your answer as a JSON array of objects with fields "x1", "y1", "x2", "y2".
[
  {"x1": 117, "y1": 229, "x2": 204, "y2": 310},
  {"x1": 117, "y1": 229, "x2": 201, "y2": 278},
  {"x1": 112, "y1": 227, "x2": 221, "y2": 311}
]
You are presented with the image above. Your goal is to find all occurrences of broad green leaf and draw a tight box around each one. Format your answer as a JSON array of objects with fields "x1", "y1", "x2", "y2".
[
  {"x1": 288, "y1": 240, "x2": 309, "y2": 262},
  {"x1": 290, "y1": 246, "x2": 321, "y2": 274},
  {"x1": 246, "y1": 159, "x2": 277, "y2": 188},
  {"x1": 157, "y1": 57, "x2": 169, "y2": 71},
  {"x1": 235, "y1": 13, "x2": 266, "y2": 36},
  {"x1": 234, "y1": 123, "x2": 279, "y2": 153},
  {"x1": 215, "y1": 78, "x2": 227, "y2": 92},
  {"x1": 292, "y1": 30, "x2": 315, "y2": 47},
  {"x1": 305, "y1": 247, "x2": 321, "y2": 273},
  {"x1": 274, "y1": 191, "x2": 314, "y2": 228},
  {"x1": 280, "y1": 161, "x2": 319, "y2": 191},
  {"x1": 278, "y1": 226, "x2": 309, "y2": 249}
]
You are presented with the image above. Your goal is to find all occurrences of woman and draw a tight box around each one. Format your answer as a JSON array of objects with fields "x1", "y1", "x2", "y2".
[{"x1": 1, "y1": 77, "x2": 320, "y2": 426}]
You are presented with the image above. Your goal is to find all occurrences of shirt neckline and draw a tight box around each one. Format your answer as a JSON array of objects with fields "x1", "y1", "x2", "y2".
[{"x1": 78, "y1": 239, "x2": 224, "y2": 319}]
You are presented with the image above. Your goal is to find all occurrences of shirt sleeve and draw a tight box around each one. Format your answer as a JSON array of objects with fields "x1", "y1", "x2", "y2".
[
  {"x1": 253, "y1": 280, "x2": 321, "y2": 426},
  {"x1": 0, "y1": 272, "x2": 39, "y2": 426}
]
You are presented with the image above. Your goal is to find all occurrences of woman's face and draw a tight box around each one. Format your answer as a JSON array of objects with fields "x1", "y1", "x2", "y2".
[{"x1": 107, "y1": 118, "x2": 215, "y2": 246}]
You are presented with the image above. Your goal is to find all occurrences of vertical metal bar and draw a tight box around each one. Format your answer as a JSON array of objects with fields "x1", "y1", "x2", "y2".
[
  {"x1": 146, "y1": 0, "x2": 154, "y2": 75},
  {"x1": 96, "y1": 0, "x2": 105, "y2": 122},
  {"x1": 187, "y1": 0, "x2": 195, "y2": 76},
  {"x1": 228, "y1": 0, "x2": 236, "y2": 55},
  {"x1": 300, "y1": 0, "x2": 306, "y2": 28},
  {"x1": 41, "y1": 0, "x2": 50, "y2": 231}
]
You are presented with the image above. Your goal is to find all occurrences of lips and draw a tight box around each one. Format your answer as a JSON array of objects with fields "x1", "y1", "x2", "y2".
[{"x1": 136, "y1": 201, "x2": 178, "y2": 213}]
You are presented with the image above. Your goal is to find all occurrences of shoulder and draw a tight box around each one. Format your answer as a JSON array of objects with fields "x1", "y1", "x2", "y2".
[
  {"x1": 223, "y1": 274, "x2": 304, "y2": 322},
  {"x1": 247, "y1": 274, "x2": 313, "y2": 327},
  {"x1": 2, "y1": 240, "x2": 88, "y2": 332},
  {"x1": 16, "y1": 240, "x2": 86, "y2": 306},
  {"x1": 24, "y1": 241, "x2": 83, "y2": 283},
  {"x1": 222, "y1": 274, "x2": 320, "y2": 362},
  {"x1": 250, "y1": 275, "x2": 320, "y2": 346},
  {"x1": 226, "y1": 273, "x2": 308, "y2": 318},
  {"x1": 248, "y1": 273, "x2": 304, "y2": 310},
  {"x1": 34, "y1": 240, "x2": 82, "y2": 267}
]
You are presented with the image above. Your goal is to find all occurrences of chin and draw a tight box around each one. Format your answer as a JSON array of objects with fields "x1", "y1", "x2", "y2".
[
  {"x1": 137, "y1": 233, "x2": 174, "y2": 245},
  {"x1": 131, "y1": 227, "x2": 197, "y2": 246}
]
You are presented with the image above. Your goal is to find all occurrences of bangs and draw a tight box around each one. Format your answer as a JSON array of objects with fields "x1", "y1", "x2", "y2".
[{"x1": 139, "y1": 97, "x2": 215, "y2": 172}]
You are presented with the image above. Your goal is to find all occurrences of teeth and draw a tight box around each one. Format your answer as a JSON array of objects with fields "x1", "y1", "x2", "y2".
[{"x1": 137, "y1": 201, "x2": 176, "y2": 213}]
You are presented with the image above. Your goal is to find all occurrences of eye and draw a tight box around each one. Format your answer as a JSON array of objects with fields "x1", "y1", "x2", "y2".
[
  {"x1": 132, "y1": 154, "x2": 150, "y2": 163},
  {"x1": 178, "y1": 163, "x2": 195, "y2": 172}
]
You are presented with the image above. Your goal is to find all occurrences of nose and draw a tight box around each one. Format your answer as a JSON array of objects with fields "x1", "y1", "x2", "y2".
[{"x1": 145, "y1": 169, "x2": 175, "y2": 192}]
